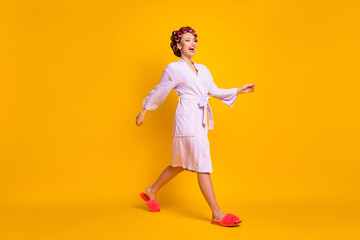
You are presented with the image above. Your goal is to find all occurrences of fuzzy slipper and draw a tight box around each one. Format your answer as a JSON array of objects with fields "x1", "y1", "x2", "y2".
[
  {"x1": 140, "y1": 192, "x2": 160, "y2": 212},
  {"x1": 211, "y1": 213, "x2": 242, "y2": 226}
]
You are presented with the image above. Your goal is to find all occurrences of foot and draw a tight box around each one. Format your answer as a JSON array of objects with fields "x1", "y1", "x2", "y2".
[
  {"x1": 212, "y1": 212, "x2": 241, "y2": 224},
  {"x1": 145, "y1": 186, "x2": 156, "y2": 201}
]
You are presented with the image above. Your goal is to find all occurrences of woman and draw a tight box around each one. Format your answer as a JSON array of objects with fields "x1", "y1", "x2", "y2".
[{"x1": 136, "y1": 26, "x2": 255, "y2": 227}]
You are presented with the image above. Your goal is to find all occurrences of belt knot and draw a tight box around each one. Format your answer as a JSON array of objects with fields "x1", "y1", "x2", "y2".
[{"x1": 179, "y1": 95, "x2": 214, "y2": 130}]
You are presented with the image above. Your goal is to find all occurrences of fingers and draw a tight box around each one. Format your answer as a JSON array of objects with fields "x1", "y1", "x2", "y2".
[
  {"x1": 246, "y1": 83, "x2": 255, "y2": 91},
  {"x1": 136, "y1": 118, "x2": 144, "y2": 127},
  {"x1": 136, "y1": 119, "x2": 142, "y2": 126}
]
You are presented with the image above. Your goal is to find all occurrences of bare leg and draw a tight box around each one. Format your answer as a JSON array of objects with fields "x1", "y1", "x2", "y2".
[
  {"x1": 145, "y1": 165, "x2": 184, "y2": 200},
  {"x1": 197, "y1": 172, "x2": 226, "y2": 222}
]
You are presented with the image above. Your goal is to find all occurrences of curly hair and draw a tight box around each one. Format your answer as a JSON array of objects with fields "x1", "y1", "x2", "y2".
[{"x1": 170, "y1": 26, "x2": 198, "y2": 57}]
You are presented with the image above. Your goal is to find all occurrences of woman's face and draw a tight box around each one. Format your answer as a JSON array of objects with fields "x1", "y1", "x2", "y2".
[{"x1": 177, "y1": 32, "x2": 197, "y2": 57}]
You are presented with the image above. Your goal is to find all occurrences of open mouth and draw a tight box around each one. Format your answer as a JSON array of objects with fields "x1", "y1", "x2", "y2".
[{"x1": 189, "y1": 47, "x2": 195, "y2": 53}]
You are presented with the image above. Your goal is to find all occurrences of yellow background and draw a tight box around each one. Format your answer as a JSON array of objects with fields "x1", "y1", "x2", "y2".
[{"x1": 1, "y1": 0, "x2": 359, "y2": 239}]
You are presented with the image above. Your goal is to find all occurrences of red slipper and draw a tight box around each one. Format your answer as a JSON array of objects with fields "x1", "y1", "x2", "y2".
[
  {"x1": 140, "y1": 192, "x2": 160, "y2": 212},
  {"x1": 211, "y1": 213, "x2": 242, "y2": 226}
]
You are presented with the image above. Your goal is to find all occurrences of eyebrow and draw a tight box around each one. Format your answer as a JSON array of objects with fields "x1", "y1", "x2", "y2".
[{"x1": 185, "y1": 37, "x2": 195, "y2": 39}]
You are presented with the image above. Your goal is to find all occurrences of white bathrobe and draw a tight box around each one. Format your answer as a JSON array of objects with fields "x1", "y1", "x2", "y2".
[{"x1": 142, "y1": 58, "x2": 238, "y2": 173}]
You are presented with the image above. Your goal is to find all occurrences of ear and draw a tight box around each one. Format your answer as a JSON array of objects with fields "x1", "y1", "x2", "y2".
[{"x1": 177, "y1": 42, "x2": 181, "y2": 50}]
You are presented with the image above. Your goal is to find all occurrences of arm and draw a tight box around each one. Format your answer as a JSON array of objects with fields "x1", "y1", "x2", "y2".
[
  {"x1": 207, "y1": 69, "x2": 238, "y2": 107},
  {"x1": 136, "y1": 67, "x2": 177, "y2": 127},
  {"x1": 142, "y1": 68, "x2": 177, "y2": 110}
]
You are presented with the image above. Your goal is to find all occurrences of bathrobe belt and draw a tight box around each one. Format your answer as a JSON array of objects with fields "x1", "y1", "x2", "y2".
[{"x1": 179, "y1": 95, "x2": 214, "y2": 130}]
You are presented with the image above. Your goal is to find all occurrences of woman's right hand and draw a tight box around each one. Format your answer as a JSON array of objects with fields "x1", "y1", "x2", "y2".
[{"x1": 136, "y1": 108, "x2": 147, "y2": 127}]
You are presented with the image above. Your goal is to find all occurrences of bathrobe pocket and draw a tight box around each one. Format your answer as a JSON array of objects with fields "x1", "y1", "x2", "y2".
[{"x1": 174, "y1": 111, "x2": 195, "y2": 137}]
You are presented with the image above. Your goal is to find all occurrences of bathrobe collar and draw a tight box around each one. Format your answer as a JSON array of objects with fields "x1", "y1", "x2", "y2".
[{"x1": 178, "y1": 58, "x2": 198, "y2": 70}]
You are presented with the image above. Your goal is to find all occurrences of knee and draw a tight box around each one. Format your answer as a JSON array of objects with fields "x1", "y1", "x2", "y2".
[
  {"x1": 197, "y1": 172, "x2": 210, "y2": 176},
  {"x1": 170, "y1": 165, "x2": 184, "y2": 172}
]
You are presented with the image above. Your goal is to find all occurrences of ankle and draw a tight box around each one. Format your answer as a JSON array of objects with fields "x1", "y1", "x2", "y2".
[
  {"x1": 147, "y1": 186, "x2": 157, "y2": 195},
  {"x1": 212, "y1": 209, "x2": 224, "y2": 217}
]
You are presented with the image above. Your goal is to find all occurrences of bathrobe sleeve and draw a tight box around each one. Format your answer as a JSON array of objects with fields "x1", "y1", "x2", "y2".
[
  {"x1": 206, "y1": 67, "x2": 238, "y2": 107},
  {"x1": 142, "y1": 66, "x2": 178, "y2": 110}
]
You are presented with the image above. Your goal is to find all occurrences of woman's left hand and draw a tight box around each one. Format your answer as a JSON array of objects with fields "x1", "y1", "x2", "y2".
[{"x1": 237, "y1": 83, "x2": 255, "y2": 94}]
